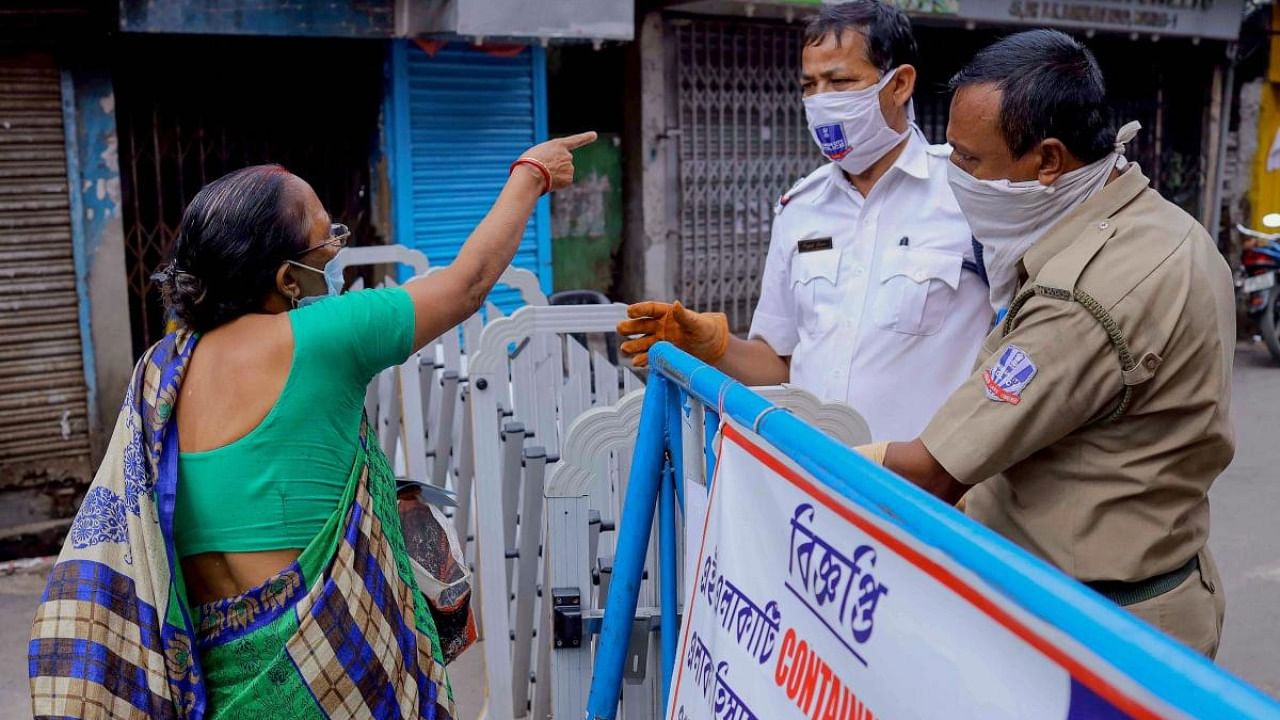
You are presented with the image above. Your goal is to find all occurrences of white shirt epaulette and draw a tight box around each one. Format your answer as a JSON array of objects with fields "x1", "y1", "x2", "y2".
[{"x1": 774, "y1": 165, "x2": 831, "y2": 216}]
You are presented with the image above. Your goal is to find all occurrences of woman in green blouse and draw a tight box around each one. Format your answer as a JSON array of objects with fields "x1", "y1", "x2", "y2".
[{"x1": 30, "y1": 132, "x2": 597, "y2": 720}]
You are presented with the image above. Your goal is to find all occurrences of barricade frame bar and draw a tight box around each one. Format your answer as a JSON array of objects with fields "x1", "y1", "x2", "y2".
[{"x1": 583, "y1": 341, "x2": 1280, "y2": 720}]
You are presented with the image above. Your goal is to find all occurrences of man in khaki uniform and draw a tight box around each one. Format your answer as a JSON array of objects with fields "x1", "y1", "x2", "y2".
[{"x1": 862, "y1": 30, "x2": 1234, "y2": 657}]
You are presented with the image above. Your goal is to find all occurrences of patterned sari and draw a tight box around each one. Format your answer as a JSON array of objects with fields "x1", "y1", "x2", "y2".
[{"x1": 29, "y1": 331, "x2": 456, "y2": 719}]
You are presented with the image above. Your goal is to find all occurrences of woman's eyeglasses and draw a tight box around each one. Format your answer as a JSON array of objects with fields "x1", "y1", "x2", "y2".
[{"x1": 294, "y1": 223, "x2": 350, "y2": 257}]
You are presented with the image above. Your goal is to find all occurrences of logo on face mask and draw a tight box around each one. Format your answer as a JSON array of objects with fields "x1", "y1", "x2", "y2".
[{"x1": 814, "y1": 124, "x2": 850, "y2": 160}]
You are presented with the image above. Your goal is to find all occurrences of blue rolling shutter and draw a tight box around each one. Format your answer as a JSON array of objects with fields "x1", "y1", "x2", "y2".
[{"x1": 388, "y1": 40, "x2": 551, "y2": 311}]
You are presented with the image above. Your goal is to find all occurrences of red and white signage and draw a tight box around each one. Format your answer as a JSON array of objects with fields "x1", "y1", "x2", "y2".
[{"x1": 669, "y1": 420, "x2": 1178, "y2": 720}]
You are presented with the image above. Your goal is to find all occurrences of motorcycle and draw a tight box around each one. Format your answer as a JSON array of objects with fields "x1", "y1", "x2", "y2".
[{"x1": 1238, "y1": 213, "x2": 1280, "y2": 364}]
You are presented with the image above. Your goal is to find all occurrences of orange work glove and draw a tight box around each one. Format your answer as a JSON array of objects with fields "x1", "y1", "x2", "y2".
[{"x1": 617, "y1": 301, "x2": 730, "y2": 368}]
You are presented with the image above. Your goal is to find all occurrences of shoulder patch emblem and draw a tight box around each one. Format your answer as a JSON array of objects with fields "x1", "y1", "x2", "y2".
[{"x1": 983, "y1": 345, "x2": 1037, "y2": 405}]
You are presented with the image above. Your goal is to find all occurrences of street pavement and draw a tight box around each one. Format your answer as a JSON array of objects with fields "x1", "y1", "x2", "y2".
[
  {"x1": 1209, "y1": 341, "x2": 1280, "y2": 698},
  {"x1": 1, "y1": 344, "x2": 1278, "y2": 716}
]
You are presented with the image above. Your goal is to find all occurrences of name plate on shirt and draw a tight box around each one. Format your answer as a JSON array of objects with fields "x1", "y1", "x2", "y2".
[{"x1": 797, "y1": 238, "x2": 833, "y2": 253}]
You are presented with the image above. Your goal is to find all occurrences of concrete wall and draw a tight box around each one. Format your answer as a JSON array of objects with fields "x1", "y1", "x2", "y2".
[
  {"x1": 619, "y1": 12, "x2": 678, "y2": 304},
  {"x1": 1231, "y1": 79, "x2": 1262, "y2": 235},
  {"x1": 65, "y1": 70, "x2": 130, "y2": 465}
]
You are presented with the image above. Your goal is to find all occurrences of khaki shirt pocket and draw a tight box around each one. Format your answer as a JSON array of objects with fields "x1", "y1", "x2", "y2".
[
  {"x1": 790, "y1": 248, "x2": 842, "y2": 336},
  {"x1": 872, "y1": 246, "x2": 963, "y2": 336}
]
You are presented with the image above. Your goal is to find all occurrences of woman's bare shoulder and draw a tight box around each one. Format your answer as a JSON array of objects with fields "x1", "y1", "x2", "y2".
[
  {"x1": 201, "y1": 312, "x2": 293, "y2": 361},
  {"x1": 178, "y1": 313, "x2": 295, "y2": 451}
]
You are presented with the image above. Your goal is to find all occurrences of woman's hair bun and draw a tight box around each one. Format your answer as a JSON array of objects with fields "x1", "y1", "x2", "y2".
[
  {"x1": 158, "y1": 164, "x2": 310, "y2": 333},
  {"x1": 154, "y1": 262, "x2": 208, "y2": 327}
]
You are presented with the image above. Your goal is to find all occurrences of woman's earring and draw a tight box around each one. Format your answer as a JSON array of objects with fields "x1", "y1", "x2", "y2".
[{"x1": 290, "y1": 293, "x2": 299, "y2": 310}]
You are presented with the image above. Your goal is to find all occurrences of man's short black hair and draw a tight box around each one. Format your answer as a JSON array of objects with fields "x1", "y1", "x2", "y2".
[
  {"x1": 803, "y1": 0, "x2": 919, "y2": 74},
  {"x1": 949, "y1": 29, "x2": 1114, "y2": 163}
]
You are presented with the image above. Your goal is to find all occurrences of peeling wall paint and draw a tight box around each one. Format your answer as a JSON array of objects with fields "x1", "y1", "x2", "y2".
[
  {"x1": 552, "y1": 172, "x2": 611, "y2": 239},
  {"x1": 551, "y1": 134, "x2": 622, "y2": 294},
  {"x1": 67, "y1": 70, "x2": 132, "y2": 464},
  {"x1": 59, "y1": 70, "x2": 98, "y2": 460},
  {"x1": 78, "y1": 84, "x2": 121, "y2": 246}
]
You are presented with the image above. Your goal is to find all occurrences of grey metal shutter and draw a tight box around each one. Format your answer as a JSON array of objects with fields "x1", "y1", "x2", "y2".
[
  {"x1": 0, "y1": 56, "x2": 92, "y2": 512},
  {"x1": 672, "y1": 18, "x2": 820, "y2": 332}
]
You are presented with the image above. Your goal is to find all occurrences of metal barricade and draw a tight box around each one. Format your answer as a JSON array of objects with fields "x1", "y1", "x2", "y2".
[
  {"x1": 542, "y1": 385, "x2": 870, "y2": 719},
  {"x1": 575, "y1": 342, "x2": 1280, "y2": 720},
  {"x1": 466, "y1": 303, "x2": 642, "y2": 720}
]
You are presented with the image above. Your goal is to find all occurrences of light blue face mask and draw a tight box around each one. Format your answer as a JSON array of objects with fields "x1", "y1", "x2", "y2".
[{"x1": 287, "y1": 257, "x2": 345, "y2": 308}]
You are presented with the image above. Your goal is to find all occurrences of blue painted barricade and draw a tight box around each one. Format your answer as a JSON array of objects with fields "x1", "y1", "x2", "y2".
[{"x1": 583, "y1": 341, "x2": 1280, "y2": 720}]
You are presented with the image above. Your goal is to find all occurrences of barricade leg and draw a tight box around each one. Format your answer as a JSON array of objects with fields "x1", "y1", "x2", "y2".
[
  {"x1": 659, "y1": 459, "x2": 677, "y2": 709},
  {"x1": 419, "y1": 353, "x2": 436, "y2": 467},
  {"x1": 432, "y1": 370, "x2": 460, "y2": 487},
  {"x1": 585, "y1": 373, "x2": 669, "y2": 720},
  {"x1": 666, "y1": 387, "x2": 686, "y2": 517},
  {"x1": 471, "y1": 374, "x2": 516, "y2": 720},
  {"x1": 512, "y1": 446, "x2": 548, "y2": 715},
  {"x1": 399, "y1": 354, "x2": 429, "y2": 482},
  {"x1": 502, "y1": 421, "x2": 527, "y2": 587},
  {"x1": 547, "y1": 494, "x2": 593, "y2": 718},
  {"x1": 454, "y1": 388, "x2": 475, "y2": 551},
  {"x1": 660, "y1": 395, "x2": 686, "y2": 710},
  {"x1": 532, "y1": 548, "x2": 553, "y2": 720},
  {"x1": 588, "y1": 510, "x2": 603, "y2": 582}
]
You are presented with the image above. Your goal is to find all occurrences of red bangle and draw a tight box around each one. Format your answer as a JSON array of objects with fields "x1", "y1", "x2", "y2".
[{"x1": 510, "y1": 157, "x2": 551, "y2": 195}]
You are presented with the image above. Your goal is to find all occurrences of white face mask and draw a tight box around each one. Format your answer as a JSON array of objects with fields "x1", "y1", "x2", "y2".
[
  {"x1": 947, "y1": 121, "x2": 1142, "y2": 313},
  {"x1": 803, "y1": 68, "x2": 913, "y2": 176},
  {"x1": 287, "y1": 256, "x2": 345, "y2": 308}
]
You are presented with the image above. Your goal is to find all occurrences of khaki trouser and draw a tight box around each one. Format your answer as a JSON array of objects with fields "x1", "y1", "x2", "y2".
[{"x1": 1126, "y1": 547, "x2": 1226, "y2": 659}]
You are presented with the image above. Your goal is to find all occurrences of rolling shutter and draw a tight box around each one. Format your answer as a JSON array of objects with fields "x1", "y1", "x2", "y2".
[
  {"x1": 0, "y1": 56, "x2": 92, "y2": 499},
  {"x1": 390, "y1": 40, "x2": 552, "y2": 310}
]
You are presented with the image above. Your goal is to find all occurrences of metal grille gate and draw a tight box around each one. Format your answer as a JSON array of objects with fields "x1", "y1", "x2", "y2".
[
  {"x1": 668, "y1": 19, "x2": 952, "y2": 333},
  {"x1": 672, "y1": 18, "x2": 820, "y2": 333},
  {"x1": 668, "y1": 18, "x2": 1201, "y2": 335},
  {"x1": 114, "y1": 37, "x2": 386, "y2": 356},
  {"x1": 0, "y1": 56, "x2": 92, "y2": 517}
]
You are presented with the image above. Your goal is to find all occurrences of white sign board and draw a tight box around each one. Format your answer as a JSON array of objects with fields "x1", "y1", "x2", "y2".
[
  {"x1": 946, "y1": 0, "x2": 1244, "y2": 41},
  {"x1": 668, "y1": 420, "x2": 1177, "y2": 720}
]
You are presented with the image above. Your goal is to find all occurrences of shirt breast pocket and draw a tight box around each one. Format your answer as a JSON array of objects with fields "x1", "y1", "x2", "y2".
[
  {"x1": 872, "y1": 246, "x2": 963, "y2": 336},
  {"x1": 790, "y1": 248, "x2": 842, "y2": 336}
]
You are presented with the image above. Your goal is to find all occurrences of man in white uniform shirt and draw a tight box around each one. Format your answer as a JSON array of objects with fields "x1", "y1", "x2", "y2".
[{"x1": 619, "y1": 1, "x2": 992, "y2": 440}]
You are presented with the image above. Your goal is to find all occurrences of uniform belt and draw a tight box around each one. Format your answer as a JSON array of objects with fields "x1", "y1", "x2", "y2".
[{"x1": 1085, "y1": 555, "x2": 1199, "y2": 607}]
